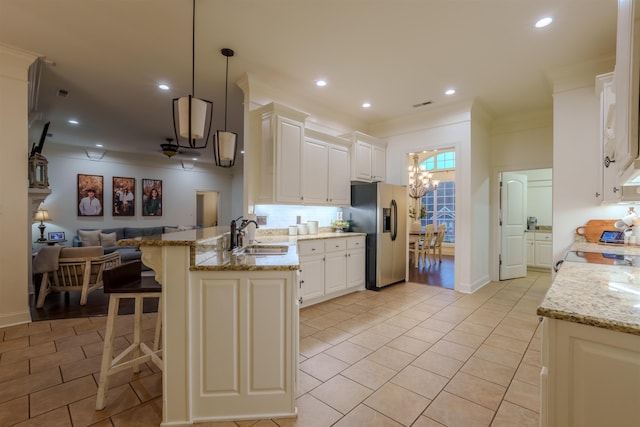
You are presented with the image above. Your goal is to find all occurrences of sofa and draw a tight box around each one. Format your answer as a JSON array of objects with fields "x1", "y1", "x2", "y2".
[{"x1": 73, "y1": 225, "x2": 196, "y2": 263}]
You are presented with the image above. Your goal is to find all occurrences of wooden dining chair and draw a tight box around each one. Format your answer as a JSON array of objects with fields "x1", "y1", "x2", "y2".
[
  {"x1": 421, "y1": 224, "x2": 435, "y2": 266},
  {"x1": 430, "y1": 224, "x2": 447, "y2": 263}
]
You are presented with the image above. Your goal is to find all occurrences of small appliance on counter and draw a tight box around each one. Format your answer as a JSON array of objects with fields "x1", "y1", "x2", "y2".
[{"x1": 527, "y1": 216, "x2": 537, "y2": 230}]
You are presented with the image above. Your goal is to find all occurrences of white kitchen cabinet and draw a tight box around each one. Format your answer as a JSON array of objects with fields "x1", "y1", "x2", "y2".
[
  {"x1": 346, "y1": 236, "x2": 366, "y2": 288},
  {"x1": 344, "y1": 131, "x2": 387, "y2": 182},
  {"x1": 253, "y1": 102, "x2": 309, "y2": 204},
  {"x1": 298, "y1": 235, "x2": 366, "y2": 307},
  {"x1": 541, "y1": 317, "x2": 640, "y2": 427},
  {"x1": 302, "y1": 130, "x2": 351, "y2": 206},
  {"x1": 298, "y1": 240, "x2": 324, "y2": 301},
  {"x1": 596, "y1": 72, "x2": 622, "y2": 203},
  {"x1": 527, "y1": 231, "x2": 552, "y2": 269},
  {"x1": 324, "y1": 238, "x2": 347, "y2": 294}
]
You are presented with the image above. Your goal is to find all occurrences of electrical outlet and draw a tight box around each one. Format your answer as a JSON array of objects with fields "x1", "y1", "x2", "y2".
[{"x1": 257, "y1": 215, "x2": 267, "y2": 226}]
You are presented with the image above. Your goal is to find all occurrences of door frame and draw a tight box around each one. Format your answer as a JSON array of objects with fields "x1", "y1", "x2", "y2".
[{"x1": 490, "y1": 166, "x2": 552, "y2": 282}]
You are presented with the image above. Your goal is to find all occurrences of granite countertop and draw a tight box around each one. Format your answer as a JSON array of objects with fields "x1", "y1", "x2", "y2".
[
  {"x1": 118, "y1": 226, "x2": 366, "y2": 272},
  {"x1": 537, "y1": 241, "x2": 640, "y2": 335}
]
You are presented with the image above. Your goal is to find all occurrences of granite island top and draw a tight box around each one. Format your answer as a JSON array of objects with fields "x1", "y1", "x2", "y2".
[
  {"x1": 118, "y1": 226, "x2": 366, "y2": 272},
  {"x1": 537, "y1": 241, "x2": 640, "y2": 335}
]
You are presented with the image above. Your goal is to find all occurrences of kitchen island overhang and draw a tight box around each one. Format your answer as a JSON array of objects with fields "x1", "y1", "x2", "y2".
[{"x1": 119, "y1": 226, "x2": 300, "y2": 426}]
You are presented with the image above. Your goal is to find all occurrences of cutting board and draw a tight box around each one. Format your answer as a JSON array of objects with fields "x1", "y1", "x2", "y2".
[{"x1": 575, "y1": 219, "x2": 619, "y2": 243}]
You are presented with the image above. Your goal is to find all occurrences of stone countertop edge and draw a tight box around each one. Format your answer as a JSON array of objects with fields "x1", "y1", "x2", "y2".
[
  {"x1": 537, "y1": 241, "x2": 640, "y2": 336},
  {"x1": 117, "y1": 227, "x2": 366, "y2": 272}
]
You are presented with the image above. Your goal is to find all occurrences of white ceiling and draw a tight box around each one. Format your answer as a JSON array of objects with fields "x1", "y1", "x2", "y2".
[{"x1": 0, "y1": 0, "x2": 618, "y2": 165}]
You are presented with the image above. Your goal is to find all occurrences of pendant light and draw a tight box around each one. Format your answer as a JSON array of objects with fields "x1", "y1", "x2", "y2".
[
  {"x1": 214, "y1": 48, "x2": 237, "y2": 168},
  {"x1": 170, "y1": 0, "x2": 212, "y2": 151},
  {"x1": 408, "y1": 153, "x2": 439, "y2": 199}
]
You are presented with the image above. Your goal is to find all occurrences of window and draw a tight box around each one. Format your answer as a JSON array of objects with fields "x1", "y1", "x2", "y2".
[{"x1": 420, "y1": 151, "x2": 455, "y2": 243}]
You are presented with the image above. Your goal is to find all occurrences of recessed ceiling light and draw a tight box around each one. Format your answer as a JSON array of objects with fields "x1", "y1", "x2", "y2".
[
  {"x1": 535, "y1": 17, "x2": 553, "y2": 28},
  {"x1": 316, "y1": 80, "x2": 327, "y2": 87},
  {"x1": 240, "y1": 150, "x2": 245, "y2": 154},
  {"x1": 362, "y1": 102, "x2": 371, "y2": 108},
  {"x1": 445, "y1": 89, "x2": 456, "y2": 95},
  {"x1": 95, "y1": 143, "x2": 103, "y2": 148},
  {"x1": 158, "y1": 84, "x2": 170, "y2": 91},
  {"x1": 68, "y1": 119, "x2": 79, "y2": 125}
]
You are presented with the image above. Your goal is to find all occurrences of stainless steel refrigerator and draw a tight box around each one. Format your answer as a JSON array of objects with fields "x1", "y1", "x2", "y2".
[{"x1": 347, "y1": 182, "x2": 406, "y2": 290}]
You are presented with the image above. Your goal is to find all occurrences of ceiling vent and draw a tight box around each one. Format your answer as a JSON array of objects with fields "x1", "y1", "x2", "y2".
[
  {"x1": 412, "y1": 100, "x2": 433, "y2": 108},
  {"x1": 57, "y1": 89, "x2": 69, "y2": 98}
]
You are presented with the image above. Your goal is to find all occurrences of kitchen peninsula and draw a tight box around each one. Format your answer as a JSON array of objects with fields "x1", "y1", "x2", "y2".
[
  {"x1": 119, "y1": 226, "x2": 366, "y2": 426},
  {"x1": 537, "y1": 242, "x2": 640, "y2": 427},
  {"x1": 120, "y1": 226, "x2": 301, "y2": 426}
]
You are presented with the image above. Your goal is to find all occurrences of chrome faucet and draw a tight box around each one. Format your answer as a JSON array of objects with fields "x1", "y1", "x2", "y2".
[{"x1": 229, "y1": 217, "x2": 259, "y2": 250}]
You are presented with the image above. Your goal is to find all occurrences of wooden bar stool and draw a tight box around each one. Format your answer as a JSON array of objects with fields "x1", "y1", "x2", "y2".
[{"x1": 95, "y1": 260, "x2": 163, "y2": 410}]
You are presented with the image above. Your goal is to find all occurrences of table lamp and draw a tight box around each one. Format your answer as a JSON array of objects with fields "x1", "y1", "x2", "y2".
[{"x1": 34, "y1": 209, "x2": 51, "y2": 241}]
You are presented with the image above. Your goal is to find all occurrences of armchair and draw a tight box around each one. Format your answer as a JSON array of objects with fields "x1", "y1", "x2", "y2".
[{"x1": 36, "y1": 246, "x2": 121, "y2": 308}]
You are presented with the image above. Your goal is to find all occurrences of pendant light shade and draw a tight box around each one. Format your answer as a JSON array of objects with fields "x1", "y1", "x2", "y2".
[
  {"x1": 214, "y1": 48, "x2": 237, "y2": 168},
  {"x1": 165, "y1": 0, "x2": 213, "y2": 154},
  {"x1": 177, "y1": 96, "x2": 208, "y2": 139}
]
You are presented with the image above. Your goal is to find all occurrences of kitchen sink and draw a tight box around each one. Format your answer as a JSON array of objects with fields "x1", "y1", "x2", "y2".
[{"x1": 236, "y1": 245, "x2": 289, "y2": 255}]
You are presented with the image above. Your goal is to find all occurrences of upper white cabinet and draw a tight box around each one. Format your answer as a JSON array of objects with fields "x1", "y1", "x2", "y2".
[
  {"x1": 596, "y1": 72, "x2": 622, "y2": 203},
  {"x1": 616, "y1": 0, "x2": 640, "y2": 184},
  {"x1": 303, "y1": 130, "x2": 351, "y2": 206},
  {"x1": 251, "y1": 103, "x2": 352, "y2": 206},
  {"x1": 344, "y1": 132, "x2": 387, "y2": 182},
  {"x1": 252, "y1": 102, "x2": 309, "y2": 204}
]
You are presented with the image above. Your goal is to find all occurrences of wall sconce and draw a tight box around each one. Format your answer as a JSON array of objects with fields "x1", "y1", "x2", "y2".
[
  {"x1": 214, "y1": 48, "x2": 237, "y2": 168},
  {"x1": 34, "y1": 209, "x2": 51, "y2": 241}
]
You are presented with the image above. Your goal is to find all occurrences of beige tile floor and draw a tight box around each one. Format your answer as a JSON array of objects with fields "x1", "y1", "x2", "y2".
[{"x1": 0, "y1": 271, "x2": 550, "y2": 426}]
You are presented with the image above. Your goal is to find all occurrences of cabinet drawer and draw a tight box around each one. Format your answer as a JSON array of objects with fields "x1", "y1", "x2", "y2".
[
  {"x1": 347, "y1": 236, "x2": 365, "y2": 250},
  {"x1": 526, "y1": 232, "x2": 535, "y2": 241},
  {"x1": 325, "y1": 238, "x2": 347, "y2": 253},
  {"x1": 535, "y1": 232, "x2": 552, "y2": 241},
  {"x1": 298, "y1": 240, "x2": 324, "y2": 256}
]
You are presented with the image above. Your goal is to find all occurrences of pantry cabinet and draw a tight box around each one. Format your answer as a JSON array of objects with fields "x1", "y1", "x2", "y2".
[
  {"x1": 298, "y1": 235, "x2": 366, "y2": 307},
  {"x1": 527, "y1": 231, "x2": 552, "y2": 269},
  {"x1": 344, "y1": 132, "x2": 387, "y2": 182}
]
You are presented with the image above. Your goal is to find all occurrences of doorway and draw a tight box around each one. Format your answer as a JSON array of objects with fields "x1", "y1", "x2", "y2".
[
  {"x1": 407, "y1": 149, "x2": 456, "y2": 288},
  {"x1": 196, "y1": 191, "x2": 219, "y2": 227},
  {"x1": 498, "y1": 168, "x2": 552, "y2": 279}
]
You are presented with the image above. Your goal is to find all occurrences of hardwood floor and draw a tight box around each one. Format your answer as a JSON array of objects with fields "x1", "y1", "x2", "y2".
[
  {"x1": 408, "y1": 255, "x2": 455, "y2": 289},
  {"x1": 30, "y1": 274, "x2": 159, "y2": 322}
]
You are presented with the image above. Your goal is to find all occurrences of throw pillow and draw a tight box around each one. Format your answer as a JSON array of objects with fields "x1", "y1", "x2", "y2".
[
  {"x1": 79, "y1": 229, "x2": 101, "y2": 247},
  {"x1": 100, "y1": 232, "x2": 118, "y2": 247}
]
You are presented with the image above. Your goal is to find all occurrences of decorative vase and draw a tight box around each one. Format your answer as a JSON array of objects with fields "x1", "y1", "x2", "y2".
[{"x1": 410, "y1": 220, "x2": 422, "y2": 233}]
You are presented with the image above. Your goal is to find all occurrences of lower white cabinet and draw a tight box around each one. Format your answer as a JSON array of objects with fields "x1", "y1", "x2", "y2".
[
  {"x1": 527, "y1": 231, "x2": 552, "y2": 269},
  {"x1": 541, "y1": 317, "x2": 640, "y2": 427},
  {"x1": 298, "y1": 235, "x2": 365, "y2": 307}
]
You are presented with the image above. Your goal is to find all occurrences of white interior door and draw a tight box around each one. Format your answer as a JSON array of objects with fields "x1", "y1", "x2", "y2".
[{"x1": 500, "y1": 172, "x2": 527, "y2": 280}]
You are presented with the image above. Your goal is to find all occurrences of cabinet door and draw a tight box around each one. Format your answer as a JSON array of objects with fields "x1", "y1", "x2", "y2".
[
  {"x1": 302, "y1": 137, "x2": 329, "y2": 204},
  {"x1": 324, "y1": 239, "x2": 347, "y2": 294},
  {"x1": 527, "y1": 241, "x2": 535, "y2": 266},
  {"x1": 347, "y1": 237, "x2": 366, "y2": 289},
  {"x1": 535, "y1": 241, "x2": 553, "y2": 268},
  {"x1": 353, "y1": 140, "x2": 373, "y2": 181},
  {"x1": 327, "y1": 144, "x2": 350, "y2": 205},
  {"x1": 372, "y1": 144, "x2": 386, "y2": 182},
  {"x1": 299, "y1": 256, "x2": 324, "y2": 302},
  {"x1": 276, "y1": 116, "x2": 304, "y2": 203}
]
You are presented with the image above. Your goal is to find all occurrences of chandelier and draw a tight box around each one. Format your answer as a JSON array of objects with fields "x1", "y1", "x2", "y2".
[{"x1": 408, "y1": 153, "x2": 439, "y2": 199}]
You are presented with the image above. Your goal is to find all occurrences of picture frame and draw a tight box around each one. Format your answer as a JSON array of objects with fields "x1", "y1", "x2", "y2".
[
  {"x1": 142, "y1": 179, "x2": 163, "y2": 216},
  {"x1": 77, "y1": 174, "x2": 104, "y2": 216},
  {"x1": 48, "y1": 231, "x2": 65, "y2": 241},
  {"x1": 113, "y1": 176, "x2": 136, "y2": 216}
]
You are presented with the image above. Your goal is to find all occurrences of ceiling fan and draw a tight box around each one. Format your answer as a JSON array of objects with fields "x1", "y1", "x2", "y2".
[{"x1": 160, "y1": 138, "x2": 201, "y2": 159}]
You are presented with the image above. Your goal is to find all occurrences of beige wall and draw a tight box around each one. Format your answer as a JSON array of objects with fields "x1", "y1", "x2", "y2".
[{"x1": 0, "y1": 44, "x2": 38, "y2": 327}]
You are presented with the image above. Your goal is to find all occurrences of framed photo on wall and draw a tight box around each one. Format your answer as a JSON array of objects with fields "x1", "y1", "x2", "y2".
[
  {"x1": 142, "y1": 179, "x2": 162, "y2": 216},
  {"x1": 77, "y1": 174, "x2": 104, "y2": 216},
  {"x1": 113, "y1": 176, "x2": 136, "y2": 216}
]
